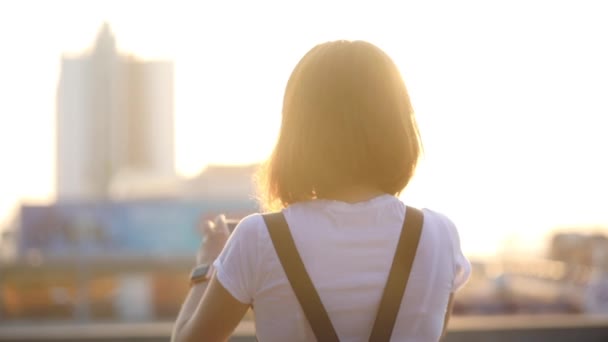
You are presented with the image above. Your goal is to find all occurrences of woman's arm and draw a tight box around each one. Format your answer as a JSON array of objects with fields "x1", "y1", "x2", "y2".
[
  {"x1": 171, "y1": 215, "x2": 249, "y2": 342},
  {"x1": 171, "y1": 275, "x2": 249, "y2": 342}
]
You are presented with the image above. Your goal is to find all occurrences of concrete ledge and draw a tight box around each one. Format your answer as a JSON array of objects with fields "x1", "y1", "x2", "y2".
[
  {"x1": 449, "y1": 314, "x2": 608, "y2": 330},
  {"x1": 1, "y1": 315, "x2": 608, "y2": 341}
]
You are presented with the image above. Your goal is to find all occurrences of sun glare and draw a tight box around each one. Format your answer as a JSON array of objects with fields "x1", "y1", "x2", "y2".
[{"x1": 0, "y1": 1, "x2": 607, "y2": 257}]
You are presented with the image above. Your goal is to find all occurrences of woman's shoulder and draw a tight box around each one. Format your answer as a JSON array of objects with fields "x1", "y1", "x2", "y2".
[
  {"x1": 418, "y1": 207, "x2": 464, "y2": 247},
  {"x1": 232, "y1": 213, "x2": 268, "y2": 236},
  {"x1": 419, "y1": 207, "x2": 458, "y2": 229}
]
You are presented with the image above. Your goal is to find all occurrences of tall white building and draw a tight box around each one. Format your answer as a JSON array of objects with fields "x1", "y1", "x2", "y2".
[{"x1": 56, "y1": 23, "x2": 174, "y2": 200}]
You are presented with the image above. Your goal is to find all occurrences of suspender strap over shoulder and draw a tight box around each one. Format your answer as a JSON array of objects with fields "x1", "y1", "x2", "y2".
[
  {"x1": 263, "y1": 206, "x2": 424, "y2": 342},
  {"x1": 263, "y1": 213, "x2": 340, "y2": 342},
  {"x1": 369, "y1": 206, "x2": 424, "y2": 341}
]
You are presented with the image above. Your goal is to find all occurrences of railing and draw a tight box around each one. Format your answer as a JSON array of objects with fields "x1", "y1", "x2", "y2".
[{"x1": 1, "y1": 315, "x2": 608, "y2": 342}]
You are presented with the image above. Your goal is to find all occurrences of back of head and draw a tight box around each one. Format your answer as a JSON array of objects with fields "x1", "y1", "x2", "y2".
[{"x1": 260, "y1": 40, "x2": 421, "y2": 209}]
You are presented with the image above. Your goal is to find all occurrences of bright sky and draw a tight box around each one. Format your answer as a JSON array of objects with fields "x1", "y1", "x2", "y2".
[{"x1": 0, "y1": 0, "x2": 607, "y2": 257}]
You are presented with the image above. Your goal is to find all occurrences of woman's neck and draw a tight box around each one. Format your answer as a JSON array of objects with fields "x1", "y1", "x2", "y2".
[{"x1": 319, "y1": 185, "x2": 387, "y2": 204}]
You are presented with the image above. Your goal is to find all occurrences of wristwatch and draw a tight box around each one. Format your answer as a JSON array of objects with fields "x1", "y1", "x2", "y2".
[{"x1": 190, "y1": 263, "x2": 214, "y2": 286}]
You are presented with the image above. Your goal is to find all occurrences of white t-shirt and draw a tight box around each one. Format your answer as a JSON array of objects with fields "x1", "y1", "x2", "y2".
[{"x1": 214, "y1": 194, "x2": 471, "y2": 342}]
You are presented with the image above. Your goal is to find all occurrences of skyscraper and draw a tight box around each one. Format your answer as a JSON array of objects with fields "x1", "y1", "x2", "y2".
[{"x1": 56, "y1": 23, "x2": 174, "y2": 200}]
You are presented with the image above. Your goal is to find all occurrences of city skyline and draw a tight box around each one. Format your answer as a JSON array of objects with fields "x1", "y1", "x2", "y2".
[{"x1": 1, "y1": 1, "x2": 607, "y2": 257}]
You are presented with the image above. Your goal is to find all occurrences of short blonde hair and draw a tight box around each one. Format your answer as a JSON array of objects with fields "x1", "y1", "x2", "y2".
[{"x1": 258, "y1": 40, "x2": 421, "y2": 210}]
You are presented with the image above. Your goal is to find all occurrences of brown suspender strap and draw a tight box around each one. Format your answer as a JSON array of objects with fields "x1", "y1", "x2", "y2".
[
  {"x1": 263, "y1": 206, "x2": 424, "y2": 342},
  {"x1": 263, "y1": 213, "x2": 340, "y2": 342},
  {"x1": 369, "y1": 206, "x2": 424, "y2": 341}
]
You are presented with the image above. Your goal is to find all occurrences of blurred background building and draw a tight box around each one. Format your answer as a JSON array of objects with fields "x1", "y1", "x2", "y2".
[{"x1": 56, "y1": 23, "x2": 174, "y2": 201}]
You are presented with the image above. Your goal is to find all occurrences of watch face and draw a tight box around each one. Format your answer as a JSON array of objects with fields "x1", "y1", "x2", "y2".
[{"x1": 191, "y1": 264, "x2": 211, "y2": 279}]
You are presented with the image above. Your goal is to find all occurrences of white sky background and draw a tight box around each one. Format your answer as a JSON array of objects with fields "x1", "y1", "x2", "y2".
[{"x1": 0, "y1": 0, "x2": 607, "y2": 257}]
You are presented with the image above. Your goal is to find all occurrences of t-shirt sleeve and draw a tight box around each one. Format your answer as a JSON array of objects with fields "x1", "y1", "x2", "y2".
[
  {"x1": 212, "y1": 214, "x2": 263, "y2": 304},
  {"x1": 441, "y1": 214, "x2": 472, "y2": 292}
]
